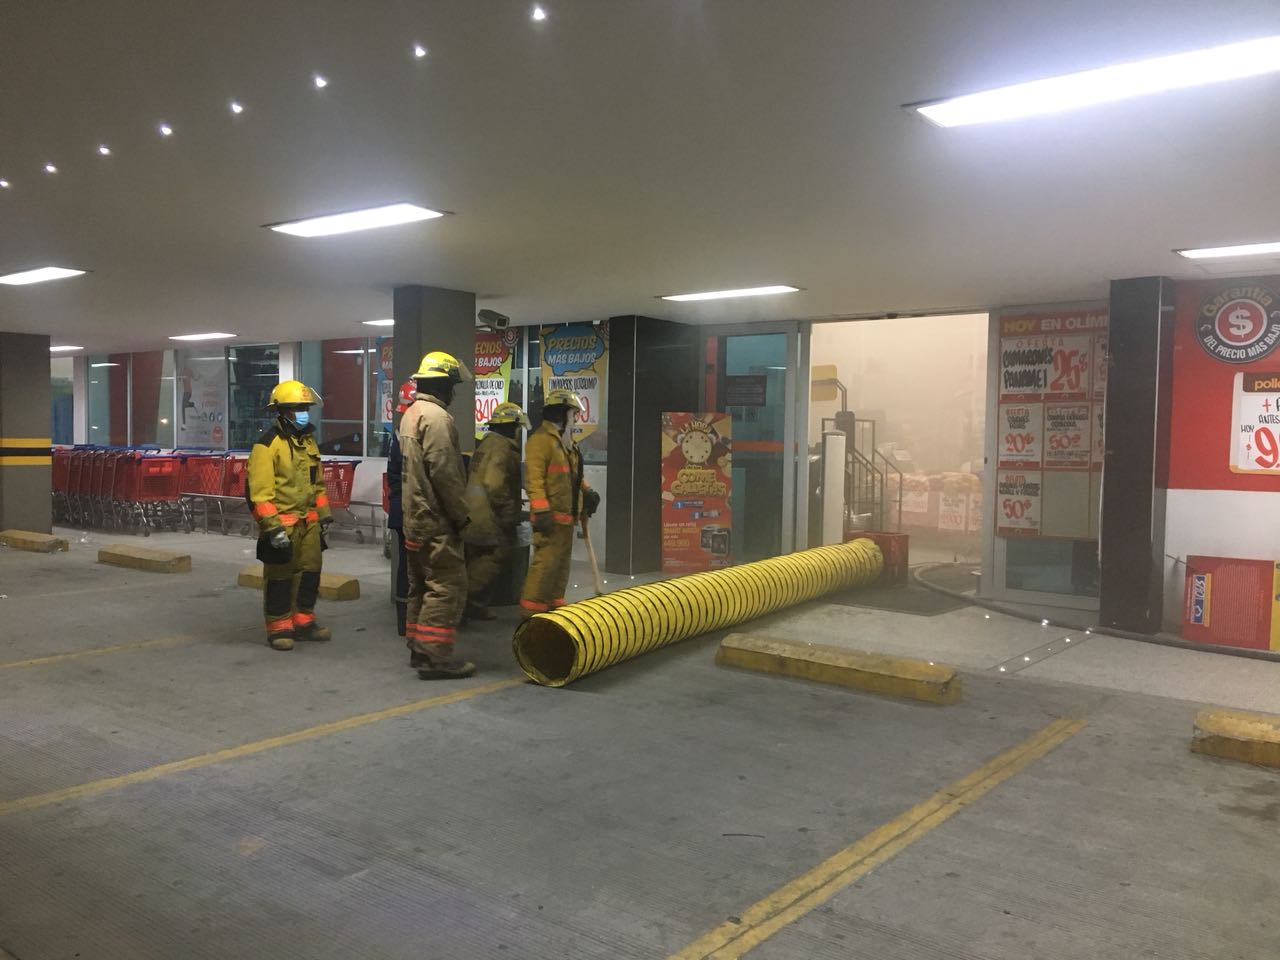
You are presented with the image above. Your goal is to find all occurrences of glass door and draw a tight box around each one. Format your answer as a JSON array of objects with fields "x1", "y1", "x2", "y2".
[{"x1": 703, "y1": 324, "x2": 804, "y2": 562}]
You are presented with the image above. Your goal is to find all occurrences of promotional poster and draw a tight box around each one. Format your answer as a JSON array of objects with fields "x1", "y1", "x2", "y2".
[
  {"x1": 540, "y1": 321, "x2": 608, "y2": 446},
  {"x1": 660, "y1": 412, "x2": 733, "y2": 573},
  {"x1": 175, "y1": 349, "x2": 229, "y2": 448},
  {"x1": 474, "y1": 330, "x2": 517, "y2": 438}
]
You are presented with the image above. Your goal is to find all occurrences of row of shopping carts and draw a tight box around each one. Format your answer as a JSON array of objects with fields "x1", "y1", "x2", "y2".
[{"x1": 51, "y1": 447, "x2": 360, "y2": 538}]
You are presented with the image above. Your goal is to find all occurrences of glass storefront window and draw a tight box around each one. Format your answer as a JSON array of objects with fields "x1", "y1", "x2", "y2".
[
  {"x1": 309, "y1": 338, "x2": 366, "y2": 455},
  {"x1": 130, "y1": 350, "x2": 175, "y2": 449},
  {"x1": 175, "y1": 347, "x2": 230, "y2": 449},
  {"x1": 86, "y1": 353, "x2": 129, "y2": 445},
  {"x1": 51, "y1": 357, "x2": 74, "y2": 445},
  {"x1": 228, "y1": 344, "x2": 278, "y2": 449},
  {"x1": 368, "y1": 337, "x2": 394, "y2": 458}
]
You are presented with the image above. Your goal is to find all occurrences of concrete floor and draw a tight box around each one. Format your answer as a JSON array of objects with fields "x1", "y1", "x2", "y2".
[{"x1": 1, "y1": 529, "x2": 1277, "y2": 959}]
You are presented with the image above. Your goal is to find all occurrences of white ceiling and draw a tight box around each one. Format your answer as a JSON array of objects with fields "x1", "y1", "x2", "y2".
[{"x1": 2, "y1": 0, "x2": 1280, "y2": 352}]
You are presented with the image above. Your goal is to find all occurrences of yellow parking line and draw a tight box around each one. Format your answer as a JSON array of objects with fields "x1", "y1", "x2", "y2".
[
  {"x1": 0, "y1": 677, "x2": 525, "y2": 818},
  {"x1": 0, "y1": 635, "x2": 195, "y2": 671},
  {"x1": 671, "y1": 716, "x2": 1087, "y2": 960}
]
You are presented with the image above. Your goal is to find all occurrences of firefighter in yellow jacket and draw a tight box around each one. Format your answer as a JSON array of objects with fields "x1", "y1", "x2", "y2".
[
  {"x1": 247, "y1": 380, "x2": 332, "y2": 651},
  {"x1": 520, "y1": 389, "x2": 600, "y2": 617},
  {"x1": 463, "y1": 401, "x2": 530, "y2": 621},
  {"x1": 400, "y1": 350, "x2": 476, "y2": 679}
]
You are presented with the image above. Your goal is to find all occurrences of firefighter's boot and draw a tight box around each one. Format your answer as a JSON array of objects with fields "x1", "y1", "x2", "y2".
[{"x1": 416, "y1": 644, "x2": 476, "y2": 680}]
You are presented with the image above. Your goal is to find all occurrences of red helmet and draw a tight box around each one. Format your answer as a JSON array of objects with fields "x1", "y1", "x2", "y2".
[{"x1": 395, "y1": 379, "x2": 417, "y2": 413}]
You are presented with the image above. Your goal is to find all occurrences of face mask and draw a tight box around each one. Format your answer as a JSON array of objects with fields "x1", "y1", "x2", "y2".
[{"x1": 293, "y1": 410, "x2": 310, "y2": 428}]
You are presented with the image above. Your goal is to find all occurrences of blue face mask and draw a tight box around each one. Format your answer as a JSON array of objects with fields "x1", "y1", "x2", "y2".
[{"x1": 293, "y1": 410, "x2": 310, "y2": 428}]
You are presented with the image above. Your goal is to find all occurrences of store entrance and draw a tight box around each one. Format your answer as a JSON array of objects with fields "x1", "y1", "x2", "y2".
[{"x1": 703, "y1": 325, "x2": 801, "y2": 563}]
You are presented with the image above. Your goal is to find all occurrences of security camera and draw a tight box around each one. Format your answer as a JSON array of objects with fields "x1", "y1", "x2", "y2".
[{"x1": 477, "y1": 309, "x2": 510, "y2": 330}]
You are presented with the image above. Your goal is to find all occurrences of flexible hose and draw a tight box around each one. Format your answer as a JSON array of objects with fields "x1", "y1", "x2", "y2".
[{"x1": 513, "y1": 538, "x2": 884, "y2": 686}]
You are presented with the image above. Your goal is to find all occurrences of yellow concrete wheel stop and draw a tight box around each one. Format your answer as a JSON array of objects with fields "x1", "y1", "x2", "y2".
[{"x1": 513, "y1": 537, "x2": 884, "y2": 687}]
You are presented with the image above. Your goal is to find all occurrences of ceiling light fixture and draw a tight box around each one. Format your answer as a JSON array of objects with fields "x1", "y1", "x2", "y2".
[
  {"x1": 531, "y1": 4, "x2": 548, "y2": 21},
  {"x1": 0, "y1": 266, "x2": 86, "y2": 285},
  {"x1": 90, "y1": 362, "x2": 121, "y2": 368},
  {"x1": 413, "y1": 43, "x2": 428, "y2": 59},
  {"x1": 266, "y1": 202, "x2": 445, "y2": 237},
  {"x1": 362, "y1": 318, "x2": 396, "y2": 327},
  {"x1": 912, "y1": 33, "x2": 1280, "y2": 127},
  {"x1": 97, "y1": 144, "x2": 111, "y2": 156},
  {"x1": 661, "y1": 284, "x2": 800, "y2": 302},
  {"x1": 1175, "y1": 240, "x2": 1280, "y2": 260},
  {"x1": 313, "y1": 74, "x2": 329, "y2": 89},
  {"x1": 168, "y1": 332, "x2": 238, "y2": 341},
  {"x1": 49, "y1": 345, "x2": 83, "y2": 353},
  {"x1": 158, "y1": 122, "x2": 174, "y2": 137},
  {"x1": 43, "y1": 163, "x2": 58, "y2": 174},
  {"x1": 0, "y1": 179, "x2": 9, "y2": 189},
  {"x1": 229, "y1": 100, "x2": 245, "y2": 115}
]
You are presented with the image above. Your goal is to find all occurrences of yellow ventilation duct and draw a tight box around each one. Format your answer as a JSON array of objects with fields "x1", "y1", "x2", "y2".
[{"x1": 513, "y1": 538, "x2": 884, "y2": 686}]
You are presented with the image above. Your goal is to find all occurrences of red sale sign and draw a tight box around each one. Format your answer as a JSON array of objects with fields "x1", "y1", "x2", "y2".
[{"x1": 661, "y1": 412, "x2": 733, "y2": 574}]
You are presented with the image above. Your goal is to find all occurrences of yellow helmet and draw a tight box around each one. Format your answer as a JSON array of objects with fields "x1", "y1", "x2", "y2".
[
  {"x1": 267, "y1": 380, "x2": 322, "y2": 409},
  {"x1": 413, "y1": 350, "x2": 474, "y2": 382},
  {"x1": 488, "y1": 401, "x2": 531, "y2": 429},
  {"x1": 542, "y1": 388, "x2": 584, "y2": 413}
]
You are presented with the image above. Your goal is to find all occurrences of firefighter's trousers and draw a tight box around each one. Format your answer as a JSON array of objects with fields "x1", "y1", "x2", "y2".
[
  {"x1": 405, "y1": 532, "x2": 466, "y2": 654},
  {"x1": 520, "y1": 522, "x2": 574, "y2": 615},
  {"x1": 262, "y1": 520, "x2": 324, "y2": 637}
]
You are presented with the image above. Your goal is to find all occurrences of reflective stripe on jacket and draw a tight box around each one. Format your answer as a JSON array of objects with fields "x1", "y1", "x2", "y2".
[
  {"x1": 247, "y1": 423, "x2": 330, "y2": 532},
  {"x1": 525, "y1": 420, "x2": 586, "y2": 526},
  {"x1": 399, "y1": 394, "x2": 469, "y2": 543}
]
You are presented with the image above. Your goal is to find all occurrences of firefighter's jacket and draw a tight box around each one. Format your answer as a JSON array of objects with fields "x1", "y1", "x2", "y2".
[
  {"x1": 399, "y1": 393, "x2": 469, "y2": 544},
  {"x1": 525, "y1": 420, "x2": 588, "y2": 526},
  {"x1": 464, "y1": 431, "x2": 522, "y2": 546},
  {"x1": 247, "y1": 422, "x2": 331, "y2": 533}
]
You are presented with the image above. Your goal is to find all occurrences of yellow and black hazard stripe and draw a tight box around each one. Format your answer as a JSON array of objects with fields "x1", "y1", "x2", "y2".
[{"x1": 0, "y1": 437, "x2": 52, "y2": 466}]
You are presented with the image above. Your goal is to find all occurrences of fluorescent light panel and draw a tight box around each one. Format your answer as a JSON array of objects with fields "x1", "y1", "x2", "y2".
[
  {"x1": 268, "y1": 202, "x2": 444, "y2": 237},
  {"x1": 91, "y1": 362, "x2": 120, "y2": 368},
  {"x1": 362, "y1": 318, "x2": 395, "y2": 327},
  {"x1": 662, "y1": 285, "x2": 799, "y2": 302},
  {"x1": 1177, "y1": 240, "x2": 1280, "y2": 260},
  {"x1": 169, "y1": 332, "x2": 237, "y2": 341},
  {"x1": 914, "y1": 34, "x2": 1280, "y2": 127},
  {"x1": 49, "y1": 345, "x2": 83, "y2": 352},
  {"x1": 0, "y1": 266, "x2": 86, "y2": 285}
]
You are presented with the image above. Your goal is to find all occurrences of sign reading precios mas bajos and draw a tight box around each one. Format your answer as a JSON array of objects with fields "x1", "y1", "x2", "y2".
[{"x1": 540, "y1": 321, "x2": 608, "y2": 444}]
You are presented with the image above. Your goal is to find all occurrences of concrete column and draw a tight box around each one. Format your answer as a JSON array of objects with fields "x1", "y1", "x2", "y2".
[
  {"x1": 392, "y1": 285, "x2": 477, "y2": 453},
  {"x1": 0, "y1": 331, "x2": 53, "y2": 532}
]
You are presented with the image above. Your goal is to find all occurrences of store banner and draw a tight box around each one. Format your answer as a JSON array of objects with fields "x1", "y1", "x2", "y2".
[
  {"x1": 175, "y1": 349, "x2": 228, "y2": 448},
  {"x1": 541, "y1": 321, "x2": 607, "y2": 444},
  {"x1": 377, "y1": 338, "x2": 394, "y2": 434},
  {"x1": 1169, "y1": 278, "x2": 1280, "y2": 490},
  {"x1": 474, "y1": 330, "x2": 517, "y2": 438},
  {"x1": 996, "y1": 470, "x2": 1042, "y2": 537},
  {"x1": 660, "y1": 412, "x2": 733, "y2": 574},
  {"x1": 996, "y1": 307, "x2": 1108, "y2": 539}
]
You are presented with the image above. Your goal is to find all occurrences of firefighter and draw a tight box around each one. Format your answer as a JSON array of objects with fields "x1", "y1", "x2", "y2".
[
  {"x1": 520, "y1": 389, "x2": 600, "y2": 617},
  {"x1": 400, "y1": 350, "x2": 476, "y2": 679},
  {"x1": 386, "y1": 379, "x2": 418, "y2": 637},
  {"x1": 463, "y1": 401, "x2": 530, "y2": 621},
  {"x1": 247, "y1": 380, "x2": 332, "y2": 651}
]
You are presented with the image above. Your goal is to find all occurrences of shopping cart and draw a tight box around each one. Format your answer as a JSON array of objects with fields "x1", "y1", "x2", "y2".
[
  {"x1": 114, "y1": 452, "x2": 185, "y2": 535},
  {"x1": 321, "y1": 459, "x2": 364, "y2": 542},
  {"x1": 67, "y1": 449, "x2": 89, "y2": 526},
  {"x1": 52, "y1": 448, "x2": 72, "y2": 523},
  {"x1": 178, "y1": 453, "x2": 226, "y2": 532},
  {"x1": 222, "y1": 453, "x2": 253, "y2": 536}
]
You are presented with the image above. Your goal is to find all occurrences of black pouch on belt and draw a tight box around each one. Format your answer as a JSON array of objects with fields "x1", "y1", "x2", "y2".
[{"x1": 256, "y1": 533, "x2": 293, "y2": 565}]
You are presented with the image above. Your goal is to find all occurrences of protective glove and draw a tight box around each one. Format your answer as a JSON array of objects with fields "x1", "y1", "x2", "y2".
[
  {"x1": 531, "y1": 510, "x2": 555, "y2": 535},
  {"x1": 582, "y1": 488, "x2": 601, "y2": 518},
  {"x1": 269, "y1": 527, "x2": 291, "y2": 552}
]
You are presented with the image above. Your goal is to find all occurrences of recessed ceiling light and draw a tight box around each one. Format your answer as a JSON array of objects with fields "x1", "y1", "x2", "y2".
[
  {"x1": 531, "y1": 4, "x2": 548, "y2": 21},
  {"x1": 413, "y1": 43, "x2": 428, "y2": 59},
  {"x1": 229, "y1": 100, "x2": 245, "y2": 115},
  {"x1": 97, "y1": 144, "x2": 111, "y2": 156},
  {"x1": 159, "y1": 122, "x2": 174, "y2": 137},
  {"x1": 912, "y1": 33, "x2": 1280, "y2": 127},
  {"x1": 168, "y1": 332, "x2": 238, "y2": 341},
  {"x1": 0, "y1": 266, "x2": 86, "y2": 285},
  {"x1": 362, "y1": 318, "x2": 396, "y2": 327},
  {"x1": 91, "y1": 362, "x2": 121, "y2": 368},
  {"x1": 1175, "y1": 240, "x2": 1280, "y2": 260},
  {"x1": 0, "y1": 179, "x2": 9, "y2": 189},
  {"x1": 49, "y1": 345, "x2": 83, "y2": 353},
  {"x1": 313, "y1": 74, "x2": 329, "y2": 89},
  {"x1": 661, "y1": 285, "x2": 800, "y2": 302},
  {"x1": 266, "y1": 202, "x2": 445, "y2": 237},
  {"x1": 43, "y1": 163, "x2": 58, "y2": 175},
  {"x1": 333, "y1": 348, "x2": 378, "y2": 355}
]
